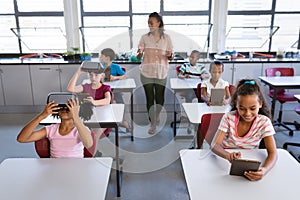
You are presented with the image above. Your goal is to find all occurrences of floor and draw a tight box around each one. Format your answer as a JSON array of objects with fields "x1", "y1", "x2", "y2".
[{"x1": 1, "y1": 101, "x2": 300, "y2": 200}]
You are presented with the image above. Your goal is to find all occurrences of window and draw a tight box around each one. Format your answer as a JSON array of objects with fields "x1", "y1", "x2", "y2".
[
  {"x1": 17, "y1": 0, "x2": 63, "y2": 12},
  {"x1": 18, "y1": 17, "x2": 65, "y2": 53},
  {"x1": 164, "y1": 0, "x2": 209, "y2": 11},
  {"x1": 82, "y1": 0, "x2": 129, "y2": 12},
  {"x1": 0, "y1": 16, "x2": 18, "y2": 53}
]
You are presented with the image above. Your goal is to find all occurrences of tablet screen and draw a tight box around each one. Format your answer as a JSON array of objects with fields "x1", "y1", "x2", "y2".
[
  {"x1": 210, "y1": 88, "x2": 225, "y2": 106},
  {"x1": 229, "y1": 159, "x2": 261, "y2": 176}
]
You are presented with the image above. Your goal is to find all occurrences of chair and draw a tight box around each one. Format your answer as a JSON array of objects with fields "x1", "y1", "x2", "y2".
[
  {"x1": 197, "y1": 113, "x2": 224, "y2": 148},
  {"x1": 283, "y1": 142, "x2": 300, "y2": 163},
  {"x1": 35, "y1": 132, "x2": 97, "y2": 158},
  {"x1": 265, "y1": 67, "x2": 297, "y2": 136}
]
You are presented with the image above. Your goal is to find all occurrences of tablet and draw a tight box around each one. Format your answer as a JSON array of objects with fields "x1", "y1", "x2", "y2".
[
  {"x1": 76, "y1": 93, "x2": 90, "y2": 104},
  {"x1": 229, "y1": 159, "x2": 261, "y2": 176},
  {"x1": 210, "y1": 88, "x2": 225, "y2": 106}
]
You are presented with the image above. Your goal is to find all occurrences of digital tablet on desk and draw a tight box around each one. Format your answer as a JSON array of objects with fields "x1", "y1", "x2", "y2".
[
  {"x1": 210, "y1": 88, "x2": 225, "y2": 106},
  {"x1": 229, "y1": 159, "x2": 261, "y2": 176}
]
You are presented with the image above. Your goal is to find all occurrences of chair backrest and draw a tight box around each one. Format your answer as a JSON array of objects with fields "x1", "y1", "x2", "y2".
[
  {"x1": 229, "y1": 84, "x2": 236, "y2": 97},
  {"x1": 35, "y1": 132, "x2": 97, "y2": 158},
  {"x1": 175, "y1": 65, "x2": 181, "y2": 75},
  {"x1": 265, "y1": 67, "x2": 294, "y2": 77},
  {"x1": 198, "y1": 113, "x2": 224, "y2": 148},
  {"x1": 265, "y1": 67, "x2": 294, "y2": 95},
  {"x1": 196, "y1": 83, "x2": 203, "y2": 103}
]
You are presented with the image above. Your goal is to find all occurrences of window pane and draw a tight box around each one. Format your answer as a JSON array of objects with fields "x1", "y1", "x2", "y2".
[
  {"x1": 0, "y1": 16, "x2": 19, "y2": 53},
  {"x1": 272, "y1": 14, "x2": 300, "y2": 51},
  {"x1": 82, "y1": 0, "x2": 129, "y2": 12},
  {"x1": 132, "y1": 0, "x2": 160, "y2": 13},
  {"x1": 82, "y1": 17, "x2": 130, "y2": 53},
  {"x1": 164, "y1": 16, "x2": 210, "y2": 52},
  {"x1": 0, "y1": 0, "x2": 14, "y2": 13},
  {"x1": 228, "y1": 0, "x2": 272, "y2": 11},
  {"x1": 226, "y1": 15, "x2": 271, "y2": 51},
  {"x1": 17, "y1": 0, "x2": 63, "y2": 12},
  {"x1": 18, "y1": 17, "x2": 65, "y2": 53},
  {"x1": 276, "y1": 0, "x2": 300, "y2": 11},
  {"x1": 164, "y1": 0, "x2": 209, "y2": 11}
]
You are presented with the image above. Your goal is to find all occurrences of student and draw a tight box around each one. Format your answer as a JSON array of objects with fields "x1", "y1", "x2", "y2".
[
  {"x1": 177, "y1": 50, "x2": 210, "y2": 80},
  {"x1": 137, "y1": 12, "x2": 174, "y2": 134},
  {"x1": 67, "y1": 65, "x2": 111, "y2": 143},
  {"x1": 201, "y1": 60, "x2": 230, "y2": 106},
  {"x1": 211, "y1": 79, "x2": 278, "y2": 181},
  {"x1": 17, "y1": 98, "x2": 93, "y2": 158},
  {"x1": 177, "y1": 50, "x2": 210, "y2": 102},
  {"x1": 100, "y1": 48, "x2": 131, "y2": 132},
  {"x1": 100, "y1": 48, "x2": 126, "y2": 81}
]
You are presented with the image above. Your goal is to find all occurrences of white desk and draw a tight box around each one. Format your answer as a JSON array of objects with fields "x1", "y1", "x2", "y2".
[
  {"x1": 259, "y1": 76, "x2": 300, "y2": 120},
  {"x1": 102, "y1": 79, "x2": 136, "y2": 141},
  {"x1": 180, "y1": 149, "x2": 300, "y2": 200},
  {"x1": 170, "y1": 78, "x2": 201, "y2": 137},
  {"x1": 182, "y1": 103, "x2": 230, "y2": 124},
  {"x1": 0, "y1": 157, "x2": 113, "y2": 200},
  {"x1": 40, "y1": 104, "x2": 124, "y2": 197}
]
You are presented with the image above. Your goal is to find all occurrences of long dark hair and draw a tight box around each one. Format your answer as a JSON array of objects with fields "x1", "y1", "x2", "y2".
[
  {"x1": 230, "y1": 79, "x2": 271, "y2": 119},
  {"x1": 148, "y1": 12, "x2": 165, "y2": 39}
]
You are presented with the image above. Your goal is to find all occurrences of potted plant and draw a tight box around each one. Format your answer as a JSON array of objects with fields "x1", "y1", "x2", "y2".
[
  {"x1": 80, "y1": 52, "x2": 92, "y2": 62},
  {"x1": 62, "y1": 51, "x2": 75, "y2": 61}
]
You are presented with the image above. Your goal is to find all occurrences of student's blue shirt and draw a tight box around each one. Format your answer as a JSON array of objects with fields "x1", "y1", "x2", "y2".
[{"x1": 109, "y1": 63, "x2": 125, "y2": 76}]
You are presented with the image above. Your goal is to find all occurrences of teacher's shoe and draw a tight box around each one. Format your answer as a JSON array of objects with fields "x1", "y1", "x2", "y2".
[{"x1": 148, "y1": 124, "x2": 156, "y2": 135}]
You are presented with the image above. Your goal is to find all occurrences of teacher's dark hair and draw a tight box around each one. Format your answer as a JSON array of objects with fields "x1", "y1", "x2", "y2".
[{"x1": 148, "y1": 12, "x2": 165, "y2": 38}]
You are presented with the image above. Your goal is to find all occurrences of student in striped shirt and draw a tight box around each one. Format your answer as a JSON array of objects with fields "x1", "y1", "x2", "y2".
[{"x1": 212, "y1": 79, "x2": 277, "y2": 181}]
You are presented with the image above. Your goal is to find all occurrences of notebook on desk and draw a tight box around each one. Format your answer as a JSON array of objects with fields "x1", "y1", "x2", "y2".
[{"x1": 210, "y1": 88, "x2": 225, "y2": 106}]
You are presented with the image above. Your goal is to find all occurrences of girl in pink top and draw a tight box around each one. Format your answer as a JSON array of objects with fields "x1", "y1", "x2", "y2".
[
  {"x1": 212, "y1": 79, "x2": 277, "y2": 181},
  {"x1": 67, "y1": 65, "x2": 112, "y2": 155},
  {"x1": 17, "y1": 99, "x2": 93, "y2": 158}
]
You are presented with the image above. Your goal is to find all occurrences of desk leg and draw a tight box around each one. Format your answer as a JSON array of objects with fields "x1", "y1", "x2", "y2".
[
  {"x1": 115, "y1": 125, "x2": 121, "y2": 197},
  {"x1": 173, "y1": 91, "x2": 177, "y2": 137},
  {"x1": 131, "y1": 91, "x2": 134, "y2": 141},
  {"x1": 271, "y1": 87, "x2": 277, "y2": 122}
]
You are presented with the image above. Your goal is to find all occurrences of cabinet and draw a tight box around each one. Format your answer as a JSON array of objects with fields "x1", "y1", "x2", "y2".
[
  {"x1": 0, "y1": 69, "x2": 4, "y2": 105},
  {"x1": 232, "y1": 63, "x2": 263, "y2": 85},
  {"x1": 0, "y1": 65, "x2": 33, "y2": 105},
  {"x1": 30, "y1": 65, "x2": 61, "y2": 105},
  {"x1": 59, "y1": 64, "x2": 87, "y2": 92}
]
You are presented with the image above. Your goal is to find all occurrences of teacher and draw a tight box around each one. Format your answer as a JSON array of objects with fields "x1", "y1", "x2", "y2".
[{"x1": 137, "y1": 12, "x2": 174, "y2": 134}]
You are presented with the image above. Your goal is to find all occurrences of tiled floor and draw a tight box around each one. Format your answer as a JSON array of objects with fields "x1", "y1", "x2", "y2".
[{"x1": 1, "y1": 102, "x2": 300, "y2": 200}]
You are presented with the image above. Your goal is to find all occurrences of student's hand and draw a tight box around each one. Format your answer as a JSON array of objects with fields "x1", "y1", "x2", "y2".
[
  {"x1": 85, "y1": 96, "x2": 95, "y2": 105},
  {"x1": 110, "y1": 75, "x2": 117, "y2": 81},
  {"x1": 244, "y1": 167, "x2": 266, "y2": 181},
  {"x1": 227, "y1": 151, "x2": 241, "y2": 162},
  {"x1": 40, "y1": 101, "x2": 59, "y2": 118},
  {"x1": 206, "y1": 100, "x2": 212, "y2": 106},
  {"x1": 66, "y1": 98, "x2": 80, "y2": 119},
  {"x1": 185, "y1": 75, "x2": 190, "y2": 78},
  {"x1": 222, "y1": 99, "x2": 230, "y2": 105}
]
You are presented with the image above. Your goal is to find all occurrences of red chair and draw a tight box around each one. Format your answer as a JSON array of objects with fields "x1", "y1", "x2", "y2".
[
  {"x1": 265, "y1": 68, "x2": 297, "y2": 136},
  {"x1": 35, "y1": 132, "x2": 97, "y2": 158},
  {"x1": 197, "y1": 113, "x2": 224, "y2": 148}
]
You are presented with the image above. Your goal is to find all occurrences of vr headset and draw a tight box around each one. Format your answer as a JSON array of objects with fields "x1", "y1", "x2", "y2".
[
  {"x1": 81, "y1": 61, "x2": 106, "y2": 74},
  {"x1": 47, "y1": 92, "x2": 77, "y2": 111}
]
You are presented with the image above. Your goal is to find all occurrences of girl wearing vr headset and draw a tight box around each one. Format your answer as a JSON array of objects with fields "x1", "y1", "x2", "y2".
[{"x1": 17, "y1": 98, "x2": 93, "y2": 158}]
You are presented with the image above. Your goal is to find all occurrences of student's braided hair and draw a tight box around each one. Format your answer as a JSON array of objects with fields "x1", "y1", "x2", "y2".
[{"x1": 230, "y1": 79, "x2": 271, "y2": 119}]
